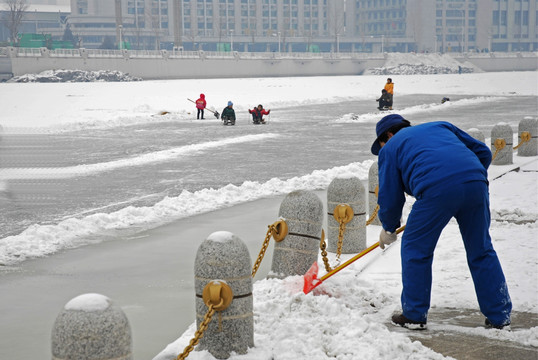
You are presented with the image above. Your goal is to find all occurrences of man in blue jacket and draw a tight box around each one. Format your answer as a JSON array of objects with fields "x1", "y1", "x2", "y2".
[{"x1": 371, "y1": 114, "x2": 511, "y2": 330}]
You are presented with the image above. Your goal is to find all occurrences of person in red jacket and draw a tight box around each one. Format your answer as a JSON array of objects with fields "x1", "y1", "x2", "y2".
[
  {"x1": 195, "y1": 94, "x2": 207, "y2": 119},
  {"x1": 248, "y1": 104, "x2": 270, "y2": 124}
]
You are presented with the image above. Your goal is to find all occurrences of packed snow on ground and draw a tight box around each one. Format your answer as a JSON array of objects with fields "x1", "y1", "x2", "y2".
[
  {"x1": 0, "y1": 72, "x2": 535, "y2": 132},
  {"x1": 0, "y1": 69, "x2": 536, "y2": 360}
]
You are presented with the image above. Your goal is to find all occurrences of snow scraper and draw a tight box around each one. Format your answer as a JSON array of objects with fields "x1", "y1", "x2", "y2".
[
  {"x1": 187, "y1": 98, "x2": 220, "y2": 119},
  {"x1": 303, "y1": 225, "x2": 405, "y2": 294}
]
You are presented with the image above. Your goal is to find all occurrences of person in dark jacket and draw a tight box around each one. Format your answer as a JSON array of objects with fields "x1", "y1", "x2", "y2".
[
  {"x1": 371, "y1": 114, "x2": 512, "y2": 331},
  {"x1": 376, "y1": 89, "x2": 392, "y2": 110},
  {"x1": 195, "y1": 94, "x2": 206, "y2": 119},
  {"x1": 248, "y1": 104, "x2": 270, "y2": 124},
  {"x1": 384, "y1": 78, "x2": 394, "y2": 109},
  {"x1": 221, "y1": 101, "x2": 236, "y2": 125}
]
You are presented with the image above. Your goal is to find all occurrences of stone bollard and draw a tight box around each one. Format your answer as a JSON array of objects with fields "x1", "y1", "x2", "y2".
[
  {"x1": 194, "y1": 231, "x2": 253, "y2": 359},
  {"x1": 517, "y1": 117, "x2": 538, "y2": 156},
  {"x1": 368, "y1": 161, "x2": 381, "y2": 226},
  {"x1": 467, "y1": 128, "x2": 486, "y2": 144},
  {"x1": 491, "y1": 123, "x2": 513, "y2": 165},
  {"x1": 51, "y1": 293, "x2": 132, "y2": 360},
  {"x1": 270, "y1": 190, "x2": 323, "y2": 278},
  {"x1": 327, "y1": 177, "x2": 367, "y2": 254}
]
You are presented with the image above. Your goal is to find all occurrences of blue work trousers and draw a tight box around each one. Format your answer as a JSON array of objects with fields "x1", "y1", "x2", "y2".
[{"x1": 401, "y1": 180, "x2": 512, "y2": 326}]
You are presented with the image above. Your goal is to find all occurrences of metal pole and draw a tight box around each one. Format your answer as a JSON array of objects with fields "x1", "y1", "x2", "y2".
[
  {"x1": 278, "y1": 32, "x2": 281, "y2": 53},
  {"x1": 230, "y1": 29, "x2": 233, "y2": 52},
  {"x1": 119, "y1": 25, "x2": 123, "y2": 50},
  {"x1": 381, "y1": 34, "x2": 384, "y2": 53}
]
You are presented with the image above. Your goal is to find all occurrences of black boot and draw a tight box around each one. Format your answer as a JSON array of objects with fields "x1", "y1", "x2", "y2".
[
  {"x1": 391, "y1": 313, "x2": 427, "y2": 330},
  {"x1": 485, "y1": 318, "x2": 511, "y2": 330}
]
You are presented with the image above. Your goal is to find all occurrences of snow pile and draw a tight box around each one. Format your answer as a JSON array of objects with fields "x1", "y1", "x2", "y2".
[
  {"x1": 365, "y1": 53, "x2": 480, "y2": 75},
  {"x1": 8, "y1": 69, "x2": 142, "y2": 83},
  {"x1": 64, "y1": 293, "x2": 111, "y2": 312},
  {"x1": 0, "y1": 161, "x2": 373, "y2": 265},
  {"x1": 335, "y1": 97, "x2": 506, "y2": 123}
]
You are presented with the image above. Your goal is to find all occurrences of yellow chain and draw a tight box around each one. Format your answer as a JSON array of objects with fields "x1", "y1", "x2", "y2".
[
  {"x1": 176, "y1": 304, "x2": 216, "y2": 360},
  {"x1": 492, "y1": 138, "x2": 506, "y2": 161},
  {"x1": 319, "y1": 229, "x2": 333, "y2": 272},
  {"x1": 513, "y1": 131, "x2": 531, "y2": 150},
  {"x1": 366, "y1": 204, "x2": 379, "y2": 225},
  {"x1": 251, "y1": 225, "x2": 274, "y2": 277},
  {"x1": 335, "y1": 220, "x2": 346, "y2": 264},
  {"x1": 319, "y1": 220, "x2": 346, "y2": 271},
  {"x1": 251, "y1": 220, "x2": 288, "y2": 277}
]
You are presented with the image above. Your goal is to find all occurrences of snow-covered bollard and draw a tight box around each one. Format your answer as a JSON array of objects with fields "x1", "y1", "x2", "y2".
[
  {"x1": 467, "y1": 128, "x2": 486, "y2": 144},
  {"x1": 368, "y1": 161, "x2": 381, "y2": 226},
  {"x1": 270, "y1": 190, "x2": 323, "y2": 278},
  {"x1": 327, "y1": 177, "x2": 366, "y2": 254},
  {"x1": 194, "y1": 231, "x2": 253, "y2": 359},
  {"x1": 517, "y1": 117, "x2": 537, "y2": 156},
  {"x1": 51, "y1": 293, "x2": 132, "y2": 360},
  {"x1": 491, "y1": 123, "x2": 513, "y2": 165}
]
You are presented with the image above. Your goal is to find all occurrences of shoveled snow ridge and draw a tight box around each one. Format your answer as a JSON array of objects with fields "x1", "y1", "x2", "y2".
[
  {"x1": 8, "y1": 69, "x2": 142, "y2": 83},
  {"x1": 364, "y1": 52, "x2": 482, "y2": 75}
]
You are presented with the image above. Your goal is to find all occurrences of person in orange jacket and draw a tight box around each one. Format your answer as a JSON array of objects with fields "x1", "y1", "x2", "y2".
[
  {"x1": 384, "y1": 78, "x2": 394, "y2": 109},
  {"x1": 195, "y1": 93, "x2": 207, "y2": 119}
]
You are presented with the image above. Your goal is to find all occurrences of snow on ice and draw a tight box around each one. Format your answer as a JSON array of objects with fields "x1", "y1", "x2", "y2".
[{"x1": 0, "y1": 58, "x2": 536, "y2": 359}]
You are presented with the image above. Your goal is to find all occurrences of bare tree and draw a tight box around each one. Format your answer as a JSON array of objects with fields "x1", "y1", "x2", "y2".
[
  {"x1": 145, "y1": 4, "x2": 162, "y2": 50},
  {"x1": 2, "y1": 0, "x2": 29, "y2": 46},
  {"x1": 328, "y1": 0, "x2": 345, "y2": 52}
]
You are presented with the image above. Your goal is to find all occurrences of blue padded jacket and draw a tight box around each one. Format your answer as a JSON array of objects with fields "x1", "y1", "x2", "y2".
[{"x1": 377, "y1": 121, "x2": 492, "y2": 232}]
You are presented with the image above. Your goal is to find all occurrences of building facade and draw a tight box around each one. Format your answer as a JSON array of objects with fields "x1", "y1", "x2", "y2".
[
  {"x1": 2, "y1": 0, "x2": 536, "y2": 51},
  {"x1": 0, "y1": 4, "x2": 70, "y2": 45}
]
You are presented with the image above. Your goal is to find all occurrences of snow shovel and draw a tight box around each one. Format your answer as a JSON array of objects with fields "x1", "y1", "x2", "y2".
[
  {"x1": 303, "y1": 225, "x2": 406, "y2": 294},
  {"x1": 187, "y1": 98, "x2": 220, "y2": 119}
]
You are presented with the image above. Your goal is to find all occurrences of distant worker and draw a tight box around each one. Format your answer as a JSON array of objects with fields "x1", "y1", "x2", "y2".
[
  {"x1": 249, "y1": 104, "x2": 270, "y2": 124},
  {"x1": 195, "y1": 94, "x2": 207, "y2": 120},
  {"x1": 221, "y1": 101, "x2": 236, "y2": 126},
  {"x1": 376, "y1": 89, "x2": 392, "y2": 111},
  {"x1": 384, "y1": 78, "x2": 394, "y2": 110}
]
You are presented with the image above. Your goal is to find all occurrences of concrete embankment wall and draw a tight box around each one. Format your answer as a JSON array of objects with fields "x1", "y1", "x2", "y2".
[
  {"x1": 453, "y1": 53, "x2": 538, "y2": 72},
  {"x1": 1, "y1": 47, "x2": 385, "y2": 79},
  {"x1": 1, "y1": 47, "x2": 537, "y2": 80}
]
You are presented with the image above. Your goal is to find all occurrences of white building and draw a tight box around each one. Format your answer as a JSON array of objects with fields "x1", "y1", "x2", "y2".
[{"x1": 3, "y1": 0, "x2": 535, "y2": 52}]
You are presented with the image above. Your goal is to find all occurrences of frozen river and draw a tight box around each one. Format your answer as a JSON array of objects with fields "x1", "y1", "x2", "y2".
[
  {"x1": 0, "y1": 89, "x2": 536, "y2": 359},
  {"x1": 1, "y1": 94, "x2": 535, "y2": 240}
]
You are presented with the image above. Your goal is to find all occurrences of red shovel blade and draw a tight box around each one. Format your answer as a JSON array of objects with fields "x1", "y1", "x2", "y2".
[{"x1": 302, "y1": 261, "x2": 321, "y2": 294}]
